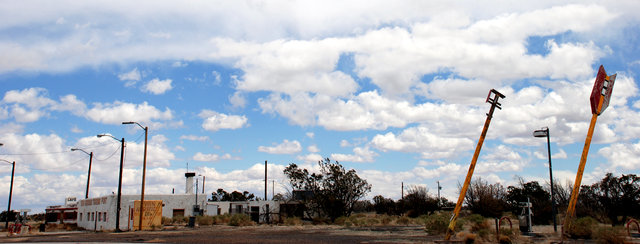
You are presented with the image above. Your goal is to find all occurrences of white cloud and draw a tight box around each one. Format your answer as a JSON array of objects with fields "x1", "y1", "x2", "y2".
[
  {"x1": 371, "y1": 126, "x2": 475, "y2": 159},
  {"x1": 598, "y1": 141, "x2": 640, "y2": 170},
  {"x1": 86, "y1": 101, "x2": 173, "y2": 125},
  {"x1": 198, "y1": 110, "x2": 248, "y2": 131},
  {"x1": 171, "y1": 61, "x2": 187, "y2": 67},
  {"x1": 258, "y1": 139, "x2": 302, "y2": 154},
  {"x1": 307, "y1": 145, "x2": 319, "y2": 153},
  {"x1": 118, "y1": 68, "x2": 141, "y2": 81},
  {"x1": 331, "y1": 146, "x2": 378, "y2": 163},
  {"x1": 306, "y1": 132, "x2": 314, "y2": 139},
  {"x1": 142, "y1": 78, "x2": 173, "y2": 95},
  {"x1": 180, "y1": 135, "x2": 209, "y2": 142},
  {"x1": 297, "y1": 153, "x2": 323, "y2": 164},
  {"x1": 192, "y1": 152, "x2": 238, "y2": 162},
  {"x1": 229, "y1": 91, "x2": 247, "y2": 108}
]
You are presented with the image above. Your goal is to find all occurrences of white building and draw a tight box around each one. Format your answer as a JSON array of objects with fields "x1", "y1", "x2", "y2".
[{"x1": 76, "y1": 172, "x2": 280, "y2": 231}]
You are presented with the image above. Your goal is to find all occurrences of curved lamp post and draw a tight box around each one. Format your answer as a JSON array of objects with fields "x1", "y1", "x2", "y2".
[
  {"x1": 533, "y1": 127, "x2": 557, "y2": 232},
  {"x1": 97, "y1": 134, "x2": 125, "y2": 232},
  {"x1": 0, "y1": 158, "x2": 15, "y2": 230},
  {"x1": 122, "y1": 121, "x2": 148, "y2": 231},
  {"x1": 71, "y1": 148, "x2": 93, "y2": 199}
]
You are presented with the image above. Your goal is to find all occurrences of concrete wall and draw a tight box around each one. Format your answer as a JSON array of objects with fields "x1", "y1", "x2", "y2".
[
  {"x1": 77, "y1": 193, "x2": 207, "y2": 231},
  {"x1": 77, "y1": 194, "x2": 280, "y2": 231}
]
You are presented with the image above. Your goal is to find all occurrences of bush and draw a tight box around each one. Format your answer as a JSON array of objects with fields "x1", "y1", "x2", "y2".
[
  {"x1": 172, "y1": 216, "x2": 188, "y2": 224},
  {"x1": 196, "y1": 216, "x2": 214, "y2": 226},
  {"x1": 424, "y1": 212, "x2": 458, "y2": 235},
  {"x1": 161, "y1": 217, "x2": 172, "y2": 225},
  {"x1": 396, "y1": 216, "x2": 411, "y2": 225},
  {"x1": 567, "y1": 216, "x2": 597, "y2": 239},
  {"x1": 229, "y1": 214, "x2": 254, "y2": 226},
  {"x1": 283, "y1": 217, "x2": 303, "y2": 226},
  {"x1": 380, "y1": 215, "x2": 393, "y2": 225},
  {"x1": 593, "y1": 226, "x2": 626, "y2": 244},
  {"x1": 213, "y1": 214, "x2": 231, "y2": 224}
]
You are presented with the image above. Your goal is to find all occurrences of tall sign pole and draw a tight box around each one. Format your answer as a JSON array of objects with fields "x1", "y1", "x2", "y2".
[
  {"x1": 563, "y1": 65, "x2": 616, "y2": 235},
  {"x1": 445, "y1": 89, "x2": 505, "y2": 240}
]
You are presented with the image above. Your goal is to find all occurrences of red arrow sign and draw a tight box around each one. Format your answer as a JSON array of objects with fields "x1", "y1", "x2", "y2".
[{"x1": 589, "y1": 65, "x2": 616, "y2": 115}]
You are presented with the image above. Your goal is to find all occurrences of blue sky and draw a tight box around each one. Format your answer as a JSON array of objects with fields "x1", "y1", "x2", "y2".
[{"x1": 1, "y1": 1, "x2": 640, "y2": 213}]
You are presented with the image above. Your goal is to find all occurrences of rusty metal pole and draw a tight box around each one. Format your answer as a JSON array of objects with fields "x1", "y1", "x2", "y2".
[
  {"x1": 563, "y1": 97, "x2": 602, "y2": 232},
  {"x1": 445, "y1": 89, "x2": 505, "y2": 240},
  {"x1": 563, "y1": 68, "x2": 615, "y2": 237}
]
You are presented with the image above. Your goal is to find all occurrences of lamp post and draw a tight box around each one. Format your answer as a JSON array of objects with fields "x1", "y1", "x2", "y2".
[
  {"x1": 0, "y1": 158, "x2": 15, "y2": 230},
  {"x1": 97, "y1": 134, "x2": 125, "y2": 232},
  {"x1": 71, "y1": 148, "x2": 94, "y2": 199},
  {"x1": 533, "y1": 127, "x2": 557, "y2": 232},
  {"x1": 122, "y1": 121, "x2": 148, "y2": 231}
]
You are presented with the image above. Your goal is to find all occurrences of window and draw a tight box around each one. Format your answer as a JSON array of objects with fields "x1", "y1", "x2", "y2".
[
  {"x1": 87, "y1": 212, "x2": 90, "y2": 221},
  {"x1": 91, "y1": 212, "x2": 94, "y2": 221},
  {"x1": 79, "y1": 213, "x2": 83, "y2": 221},
  {"x1": 98, "y1": 212, "x2": 102, "y2": 221}
]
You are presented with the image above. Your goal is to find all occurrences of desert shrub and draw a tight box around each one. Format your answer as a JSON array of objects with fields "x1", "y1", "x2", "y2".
[
  {"x1": 213, "y1": 214, "x2": 231, "y2": 224},
  {"x1": 463, "y1": 232, "x2": 477, "y2": 244},
  {"x1": 567, "y1": 216, "x2": 597, "y2": 239},
  {"x1": 380, "y1": 215, "x2": 393, "y2": 225},
  {"x1": 593, "y1": 226, "x2": 626, "y2": 244},
  {"x1": 196, "y1": 215, "x2": 214, "y2": 226},
  {"x1": 283, "y1": 217, "x2": 303, "y2": 226},
  {"x1": 424, "y1": 212, "x2": 458, "y2": 235},
  {"x1": 161, "y1": 217, "x2": 172, "y2": 225},
  {"x1": 172, "y1": 216, "x2": 188, "y2": 224},
  {"x1": 365, "y1": 217, "x2": 380, "y2": 226},
  {"x1": 334, "y1": 216, "x2": 348, "y2": 225},
  {"x1": 312, "y1": 216, "x2": 330, "y2": 225},
  {"x1": 229, "y1": 214, "x2": 255, "y2": 226},
  {"x1": 396, "y1": 216, "x2": 411, "y2": 225}
]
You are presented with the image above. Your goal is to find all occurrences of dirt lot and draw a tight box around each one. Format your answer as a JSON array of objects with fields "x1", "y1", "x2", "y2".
[{"x1": 1, "y1": 225, "x2": 441, "y2": 243}]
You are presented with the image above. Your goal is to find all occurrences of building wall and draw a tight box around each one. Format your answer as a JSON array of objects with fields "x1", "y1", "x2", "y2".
[{"x1": 77, "y1": 194, "x2": 280, "y2": 231}]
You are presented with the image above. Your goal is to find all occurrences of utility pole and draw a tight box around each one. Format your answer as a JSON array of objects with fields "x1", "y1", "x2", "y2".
[
  {"x1": 98, "y1": 134, "x2": 125, "y2": 232},
  {"x1": 445, "y1": 89, "x2": 505, "y2": 240},
  {"x1": 401, "y1": 182, "x2": 404, "y2": 200},
  {"x1": 437, "y1": 181, "x2": 442, "y2": 207},
  {"x1": 265, "y1": 160, "x2": 267, "y2": 201}
]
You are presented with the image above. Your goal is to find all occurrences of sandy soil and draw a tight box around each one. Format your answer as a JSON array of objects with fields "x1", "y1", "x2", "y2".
[{"x1": 1, "y1": 225, "x2": 439, "y2": 243}]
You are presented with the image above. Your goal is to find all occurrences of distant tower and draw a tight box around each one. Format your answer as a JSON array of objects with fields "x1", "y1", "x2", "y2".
[{"x1": 185, "y1": 172, "x2": 196, "y2": 194}]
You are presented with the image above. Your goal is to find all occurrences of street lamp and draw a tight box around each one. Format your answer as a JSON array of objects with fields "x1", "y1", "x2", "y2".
[
  {"x1": 71, "y1": 148, "x2": 94, "y2": 199},
  {"x1": 97, "y1": 134, "x2": 125, "y2": 232},
  {"x1": 533, "y1": 127, "x2": 557, "y2": 232},
  {"x1": 0, "y1": 158, "x2": 15, "y2": 230},
  {"x1": 122, "y1": 121, "x2": 148, "y2": 231}
]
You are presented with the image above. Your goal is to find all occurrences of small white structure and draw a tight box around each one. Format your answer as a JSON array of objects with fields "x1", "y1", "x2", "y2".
[{"x1": 76, "y1": 172, "x2": 280, "y2": 231}]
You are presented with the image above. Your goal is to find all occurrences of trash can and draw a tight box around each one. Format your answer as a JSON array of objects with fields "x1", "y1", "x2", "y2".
[{"x1": 188, "y1": 216, "x2": 196, "y2": 227}]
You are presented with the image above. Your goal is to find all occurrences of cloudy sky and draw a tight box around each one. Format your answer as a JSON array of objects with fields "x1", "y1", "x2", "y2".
[{"x1": 1, "y1": 0, "x2": 640, "y2": 213}]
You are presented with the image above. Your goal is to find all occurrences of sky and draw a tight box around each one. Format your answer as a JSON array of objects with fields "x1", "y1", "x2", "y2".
[{"x1": 1, "y1": 0, "x2": 640, "y2": 213}]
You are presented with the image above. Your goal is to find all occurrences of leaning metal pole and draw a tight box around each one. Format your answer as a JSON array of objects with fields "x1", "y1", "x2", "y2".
[
  {"x1": 445, "y1": 89, "x2": 505, "y2": 240},
  {"x1": 563, "y1": 66, "x2": 615, "y2": 237}
]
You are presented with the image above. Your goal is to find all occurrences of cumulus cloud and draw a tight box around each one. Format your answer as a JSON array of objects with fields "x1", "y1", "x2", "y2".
[
  {"x1": 86, "y1": 101, "x2": 173, "y2": 125},
  {"x1": 331, "y1": 146, "x2": 378, "y2": 163},
  {"x1": 192, "y1": 152, "x2": 239, "y2": 162},
  {"x1": 258, "y1": 139, "x2": 302, "y2": 154},
  {"x1": 118, "y1": 68, "x2": 141, "y2": 81},
  {"x1": 198, "y1": 110, "x2": 248, "y2": 131},
  {"x1": 141, "y1": 78, "x2": 173, "y2": 95},
  {"x1": 180, "y1": 135, "x2": 209, "y2": 142}
]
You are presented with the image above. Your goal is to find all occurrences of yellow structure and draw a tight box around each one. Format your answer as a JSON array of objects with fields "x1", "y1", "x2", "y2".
[{"x1": 132, "y1": 200, "x2": 162, "y2": 230}]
